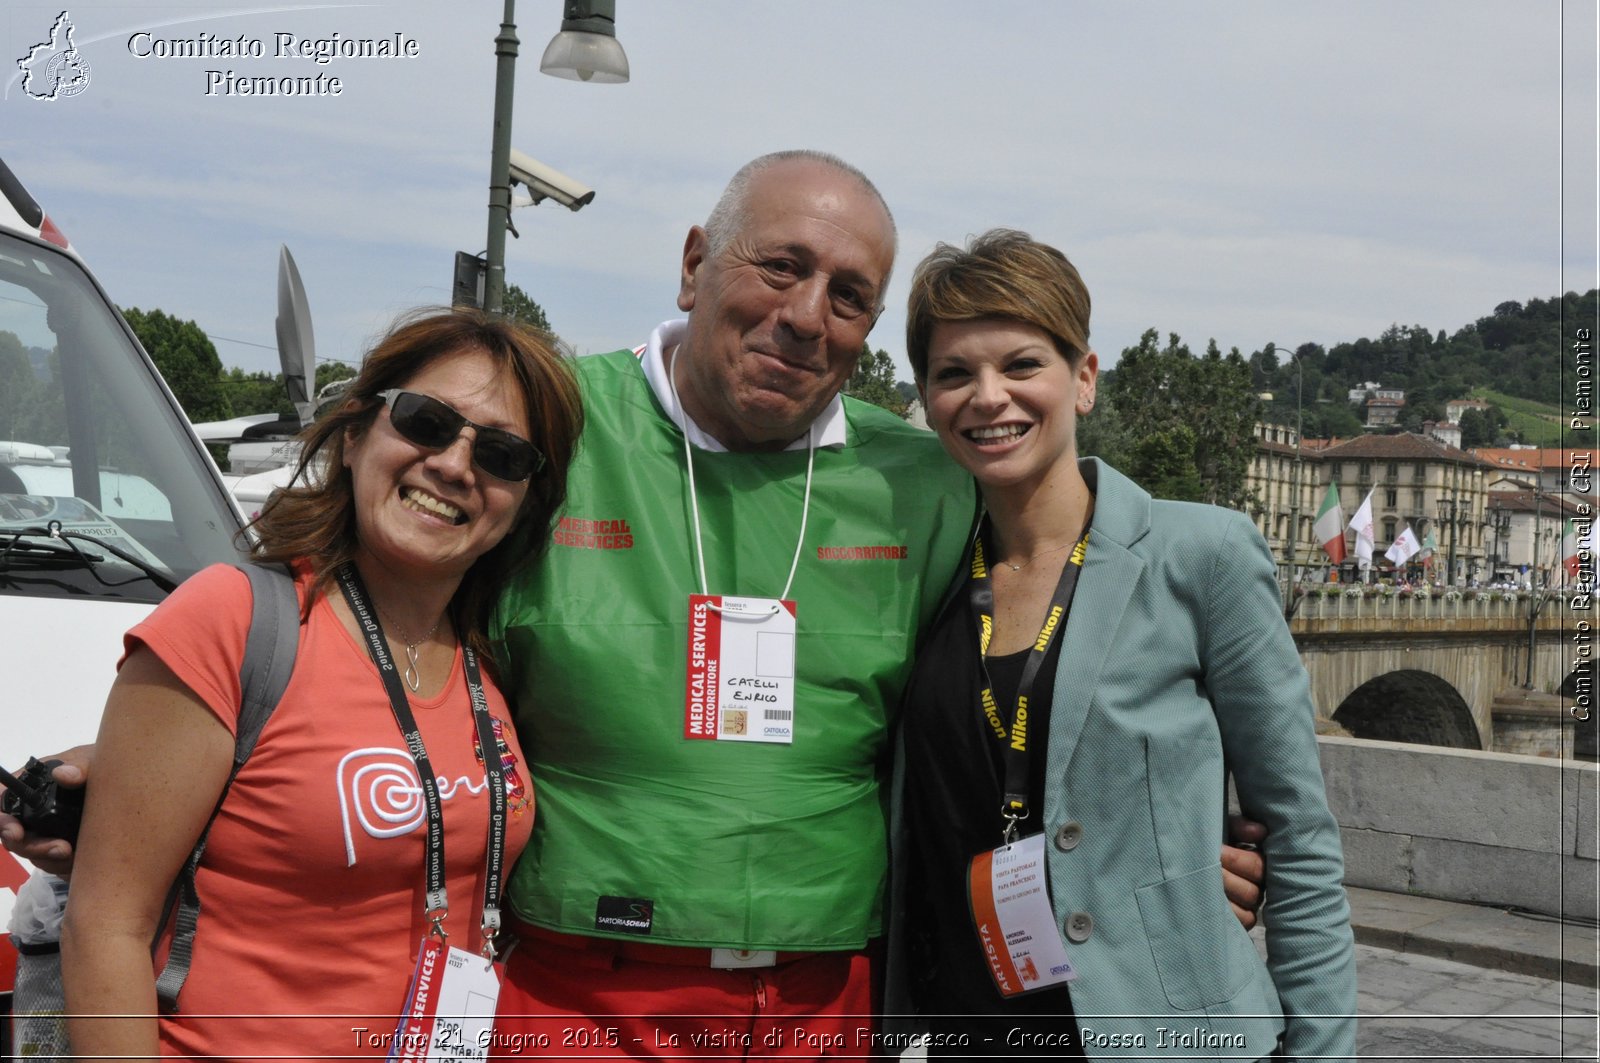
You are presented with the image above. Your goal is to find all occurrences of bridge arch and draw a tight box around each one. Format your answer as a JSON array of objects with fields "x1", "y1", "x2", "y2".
[{"x1": 1331, "y1": 669, "x2": 1481, "y2": 749}]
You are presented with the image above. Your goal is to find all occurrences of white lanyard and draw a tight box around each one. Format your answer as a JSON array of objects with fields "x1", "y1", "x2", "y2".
[{"x1": 667, "y1": 349, "x2": 815, "y2": 605}]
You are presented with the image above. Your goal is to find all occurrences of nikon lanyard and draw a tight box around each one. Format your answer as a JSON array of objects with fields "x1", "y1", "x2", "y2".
[
  {"x1": 336, "y1": 562, "x2": 508, "y2": 958},
  {"x1": 968, "y1": 523, "x2": 1089, "y2": 844}
]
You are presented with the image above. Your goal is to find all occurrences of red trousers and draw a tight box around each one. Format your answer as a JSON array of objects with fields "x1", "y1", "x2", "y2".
[{"x1": 491, "y1": 931, "x2": 880, "y2": 1060}]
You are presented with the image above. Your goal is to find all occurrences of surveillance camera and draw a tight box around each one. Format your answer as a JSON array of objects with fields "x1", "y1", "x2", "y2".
[{"x1": 508, "y1": 150, "x2": 595, "y2": 212}]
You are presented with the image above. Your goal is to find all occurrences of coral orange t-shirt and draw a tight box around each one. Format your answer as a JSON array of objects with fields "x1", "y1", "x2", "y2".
[{"x1": 123, "y1": 563, "x2": 534, "y2": 1059}]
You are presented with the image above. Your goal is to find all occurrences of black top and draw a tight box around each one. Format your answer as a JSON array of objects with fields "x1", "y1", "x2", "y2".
[{"x1": 901, "y1": 582, "x2": 1083, "y2": 1056}]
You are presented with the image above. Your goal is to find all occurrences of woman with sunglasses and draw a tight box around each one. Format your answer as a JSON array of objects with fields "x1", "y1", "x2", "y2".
[
  {"x1": 884, "y1": 231, "x2": 1355, "y2": 1059},
  {"x1": 61, "y1": 308, "x2": 584, "y2": 1059}
]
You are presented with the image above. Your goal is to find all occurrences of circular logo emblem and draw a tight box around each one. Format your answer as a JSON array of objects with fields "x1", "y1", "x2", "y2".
[{"x1": 44, "y1": 50, "x2": 92, "y2": 98}]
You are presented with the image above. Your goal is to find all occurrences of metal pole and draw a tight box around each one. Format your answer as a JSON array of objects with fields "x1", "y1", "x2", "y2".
[
  {"x1": 1534, "y1": 489, "x2": 1543, "y2": 588},
  {"x1": 1526, "y1": 492, "x2": 1544, "y2": 687},
  {"x1": 1491, "y1": 505, "x2": 1504, "y2": 579},
  {"x1": 484, "y1": 0, "x2": 519, "y2": 314},
  {"x1": 1447, "y1": 499, "x2": 1458, "y2": 587},
  {"x1": 1284, "y1": 352, "x2": 1303, "y2": 610}
]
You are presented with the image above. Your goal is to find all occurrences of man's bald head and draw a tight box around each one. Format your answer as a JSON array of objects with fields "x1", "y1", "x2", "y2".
[{"x1": 702, "y1": 150, "x2": 898, "y2": 308}]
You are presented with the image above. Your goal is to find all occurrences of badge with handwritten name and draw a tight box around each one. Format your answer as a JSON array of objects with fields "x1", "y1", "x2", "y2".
[
  {"x1": 967, "y1": 834, "x2": 1078, "y2": 997},
  {"x1": 684, "y1": 595, "x2": 797, "y2": 744},
  {"x1": 388, "y1": 939, "x2": 501, "y2": 1062}
]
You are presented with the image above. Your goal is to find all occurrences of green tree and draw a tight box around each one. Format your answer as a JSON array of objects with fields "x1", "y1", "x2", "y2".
[
  {"x1": 1303, "y1": 401, "x2": 1364, "y2": 441},
  {"x1": 316, "y1": 361, "x2": 357, "y2": 404},
  {"x1": 1456, "y1": 405, "x2": 1509, "y2": 448},
  {"x1": 844, "y1": 345, "x2": 909, "y2": 417},
  {"x1": 220, "y1": 367, "x2": 289, "y2": 418},
  {"x1": 502, "y1": 284, "x2": 553, "y2": 334},
  {"x1": 1128, "y1": 423, "x2": 1204, "y2": 502},
  {"x1": 1104, "y1": 329, "x2": 1260, "y2": 509},
  {"x1": 220, "y1": 362, "x2": 359, "y2": 421},
  {"x1": 0, "y1": 330, "x2": 37, "y2": 442},
  {"x1": 121, "y1": 307, "x2": 232, "y2": 421},
  {"x1": 1075, "y1": 386, "x2": 1131, "y2": 471},
  {"x1": 11, "y1": 348, "x2": 66, "y2": 445}
]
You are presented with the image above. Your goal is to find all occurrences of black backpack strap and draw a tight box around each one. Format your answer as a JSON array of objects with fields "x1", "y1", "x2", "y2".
[{"x1": 155, "y1": 562, "x2": 300, "y2": 1012}]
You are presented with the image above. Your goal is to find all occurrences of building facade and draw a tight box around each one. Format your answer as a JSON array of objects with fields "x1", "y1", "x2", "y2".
[
  {"x1": 1481, "y1": 488, "x2": 1585, "y2": 587},
  {"x1": 1473, "y1": 447, "x2": 1597, "y2": 504},
  {"x1": 1319, "y1": 434, "x2": 1492, "y2": 585},
  {"x1": 1245, "y1": 422, "x2": 1321, "y2": 579},
  {"x1": 1248, "y1": 429, "x2": 1497, "y2": 585}
]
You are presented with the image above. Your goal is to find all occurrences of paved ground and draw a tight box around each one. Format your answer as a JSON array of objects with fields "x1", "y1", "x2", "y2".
[
  {"x1": 1347, "y1": 887, "x2": 1598, "y2": 989},
  {"x1": 10, "y1": 886, "x2": 1594, "y2": 1060},
  {"x1": 1285, "y1": 887, "x2": 1598, "y2": 1061},
  {"x1": 1354, "y1": 942, "x2": 1597, "y2": 1061}
]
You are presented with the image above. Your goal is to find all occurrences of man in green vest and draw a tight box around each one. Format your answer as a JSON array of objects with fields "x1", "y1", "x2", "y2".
[
  {"x1": 485, "y1": 150, "x2": 1264, "y2": 1055},
  {"x1": 488, "y1": 151, "x2": 973, "y2": 1054}
]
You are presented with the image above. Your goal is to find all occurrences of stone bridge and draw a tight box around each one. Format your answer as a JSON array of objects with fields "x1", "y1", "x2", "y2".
[{"x1": 1289, "y1": 592, "x2": 1588, "y2": 754}]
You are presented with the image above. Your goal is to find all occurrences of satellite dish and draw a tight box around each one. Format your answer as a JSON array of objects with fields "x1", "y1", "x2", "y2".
[{"x1": 275, "y1": 245, "x2": 316, "y2": 428}]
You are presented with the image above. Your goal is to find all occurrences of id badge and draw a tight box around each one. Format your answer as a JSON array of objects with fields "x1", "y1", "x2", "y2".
[
  {"x1": 389, "y1": 938, "x2": 502, "y2": 1062},
  {"x1": 684, "y1": 594, "x2": 797, "y2": 744},
  {"x1": 966, "y1": 833, "x2": 1078, "y2": 997}
]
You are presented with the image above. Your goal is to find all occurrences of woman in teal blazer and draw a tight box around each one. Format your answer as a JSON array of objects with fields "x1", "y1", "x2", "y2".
[{"x1": 884, "y1": 230, "x2": 1355, "y2": 1060}]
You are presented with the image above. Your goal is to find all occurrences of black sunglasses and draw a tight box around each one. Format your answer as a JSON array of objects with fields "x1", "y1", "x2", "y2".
[{"x1": 376, "y1": 389, "x2": 544, "y2": 482}]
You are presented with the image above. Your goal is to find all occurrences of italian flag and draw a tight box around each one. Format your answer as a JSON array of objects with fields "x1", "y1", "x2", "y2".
[
  {"x1": 1418, "y1": 529, "x2": 1438, "y2": 566},
  {"x1": 1561, "y1": 518, "x2": 1593, "y2": 580},
  {"x1": 1313, "y1": 482, "x2": 1346, "y2": 563}
]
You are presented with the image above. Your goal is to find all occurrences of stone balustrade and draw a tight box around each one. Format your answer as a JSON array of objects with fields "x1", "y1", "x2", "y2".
[{"x1": 1291, "y1": 589, "x2": 1580, "y2": 628}]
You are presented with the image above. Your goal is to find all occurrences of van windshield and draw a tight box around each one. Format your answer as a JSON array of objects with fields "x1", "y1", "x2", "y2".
[{"x1": 0, "y1": 232, "x2": 244, "y2": 602}]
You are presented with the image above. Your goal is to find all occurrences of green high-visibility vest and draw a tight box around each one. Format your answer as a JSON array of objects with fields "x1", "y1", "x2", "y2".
[{"x1": 491, "y1": 349, "x2": 976, "y2": 949}]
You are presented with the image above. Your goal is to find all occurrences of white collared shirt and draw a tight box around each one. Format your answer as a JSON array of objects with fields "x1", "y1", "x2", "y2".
[{"x1": 636, "y1": 319, "x2": 848, "y2": 453}]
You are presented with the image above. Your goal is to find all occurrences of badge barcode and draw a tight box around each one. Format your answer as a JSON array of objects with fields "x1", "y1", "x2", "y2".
[{"x1": 763, "y1": 709, "x2": 794, "y2": 721}]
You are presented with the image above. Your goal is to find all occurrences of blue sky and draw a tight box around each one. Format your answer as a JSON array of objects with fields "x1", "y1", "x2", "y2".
[{"x1": 3, "y1": 1, "x2": 1595, "y2": 382}]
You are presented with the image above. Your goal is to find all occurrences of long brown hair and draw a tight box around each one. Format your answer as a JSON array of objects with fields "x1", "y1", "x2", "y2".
[{"x1": 246, "y1": 307, "x2": 584, "y2": 663}]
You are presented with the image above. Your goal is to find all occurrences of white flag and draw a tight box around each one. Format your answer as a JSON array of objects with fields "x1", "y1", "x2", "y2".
[
  {"x1": 1348, "y1": 489, "x2": 1376, "y2": 566},
  {"x1": 1385, "y1": 524, "x2": 1422, "y2": 566}
]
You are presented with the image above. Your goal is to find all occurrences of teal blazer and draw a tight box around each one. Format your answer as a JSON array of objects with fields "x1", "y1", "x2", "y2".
[{"x1": 886, "y1": 459, "x2": 1356, "y2": 1061}]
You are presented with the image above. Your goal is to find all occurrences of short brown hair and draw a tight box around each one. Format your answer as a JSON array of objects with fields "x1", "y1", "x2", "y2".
[
  {"x1": 906, "y1": 228, "x2": 1091, "y2": 382},
  {"x1": 247, "y1": 307, "x2": 584, "y2": 663}
]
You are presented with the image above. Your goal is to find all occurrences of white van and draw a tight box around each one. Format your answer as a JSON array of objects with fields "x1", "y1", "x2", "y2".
[{"x1": 0, "y1": 158, "x2": 247, "y2": 1003}]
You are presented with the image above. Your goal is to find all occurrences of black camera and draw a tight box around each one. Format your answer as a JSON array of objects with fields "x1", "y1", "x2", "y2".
[{"x1": 0, "y1": 757, "x2": 84, "y2": 844}]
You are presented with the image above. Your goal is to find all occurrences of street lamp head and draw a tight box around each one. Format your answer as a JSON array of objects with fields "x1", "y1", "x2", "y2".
[{"x1": 541, "y1": 0, "x2": 630, "y2": 82}]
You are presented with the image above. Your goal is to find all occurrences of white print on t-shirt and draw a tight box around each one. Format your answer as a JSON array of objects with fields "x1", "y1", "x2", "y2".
[{"x1": 337, "y1": 746, "x2": 490, "y2": 866}]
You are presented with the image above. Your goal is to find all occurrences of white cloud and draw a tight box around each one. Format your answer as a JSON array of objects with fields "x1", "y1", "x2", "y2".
[{"x1": 0, "y1": 0, "x2": 1590, "y2": 385}]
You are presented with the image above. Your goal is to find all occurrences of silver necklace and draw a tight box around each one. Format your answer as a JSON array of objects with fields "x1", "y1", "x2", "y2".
[
  {"x1": 377, "y1": 608, "x2": 445, "y2": 692},
  {"x1": 999, "y1": 541, "x2": 1075, "y2": 573}
]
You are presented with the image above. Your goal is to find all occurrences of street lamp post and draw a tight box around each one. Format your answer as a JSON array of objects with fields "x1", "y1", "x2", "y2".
[
  {"x1": 1525, "y1": 521, "x2": 1556, "y2": 688},
  {"x1": 483, "y1": 0, "x2": 520, "y2": 314},
  {"x1": 1265, "y1": 343, "x2": 1307, "y2": 611},
  {"x1": 1488, "y1": 501, "x2": 1509, "y2": 581},
  {"x1": 1437, "y1": 497, "x2": 1459, "y2": 587},
  {"x1": 1449, "y1": 504, "x2": 1459, "y2": 587},
  {"x1": 1533, "y1": 489, "x2": 1546, "y2": 588},
  {"x1": 482, "y1": 0, "x2": 627, "y2": 314}
]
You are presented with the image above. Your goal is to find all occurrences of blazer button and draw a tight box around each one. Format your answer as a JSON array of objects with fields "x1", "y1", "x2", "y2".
[
  {"x1": 1054, "y1": 820, "x2": 1083, "y2": 852},
  {"x1": 1064, "y1": 911, "x2": 1093, "y2": 943}
]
